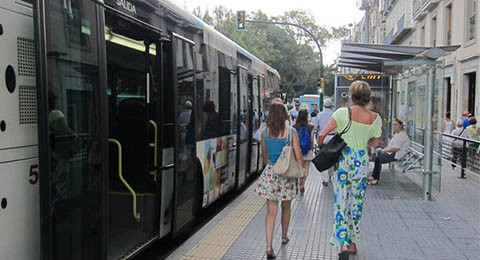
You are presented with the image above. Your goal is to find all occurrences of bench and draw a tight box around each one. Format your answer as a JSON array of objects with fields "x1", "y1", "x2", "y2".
[
  {"x1": 400, "y1": 147, "x2": 424, "y2": 173},
  {"x1": 389, "y1": 146, "x2": 424, "y2": 173}
]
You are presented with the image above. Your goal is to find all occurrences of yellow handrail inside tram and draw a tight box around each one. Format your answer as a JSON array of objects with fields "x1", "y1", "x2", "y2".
[
  {"x1": 108, "y1": 138, "x2": 141, "y2": 222},
  {"x1": 149, "y1": 120, "x2": 158, "y2": 182}
]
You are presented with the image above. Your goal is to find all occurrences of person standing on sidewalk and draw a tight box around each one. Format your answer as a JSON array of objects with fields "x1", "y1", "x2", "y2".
[
  {"x1": 450, "y1": 119, "x2": 467, "y2": 170},
  {"x1": 315, "y1": 98, "x2": 336, "y2": 186},
  {"x1": 462, "y1": 110, "x2": 471, "y2": 128},
  {"x1": 442, "y1": 112, "x2": 455, "y2": 146},
  {"x1": 253, "y1": 103, "x2": 305, "y2": 259},
  {"x1": 368, "y1": 119, "x2": 409, "y2": 185},
  {"x1": 465, "y1": 117, "x2": 479, "y2": 160},
  {"x1": 289, "y1": 101, "x2": 300, "y2": 123},
  {"x1": 317, "y1": 81, "x2": 382, "y2": 259}
]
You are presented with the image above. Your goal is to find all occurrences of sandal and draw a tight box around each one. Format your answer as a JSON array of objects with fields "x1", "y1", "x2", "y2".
[
  {"x1": 266, "y1": 246, "x2": 276, "y2": 259},
  {"x1": 281, "y1": 237, "x2": 290, "y2": 245},
  {"x1": 300, "y1": 187, "x2": 305, "y2": 194},
  {"x1": 368, "y1": 179, "x2": 380, "y2": 185}
]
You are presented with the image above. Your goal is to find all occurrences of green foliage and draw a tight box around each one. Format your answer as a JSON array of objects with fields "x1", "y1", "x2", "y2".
[{"x1": 193, "y1": 6, "x2": 346, "y2": 98}]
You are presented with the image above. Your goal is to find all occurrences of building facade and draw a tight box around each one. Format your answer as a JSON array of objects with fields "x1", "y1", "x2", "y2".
[{"x1": 352, "y1": 0, "x2": 479, "y2": 124}]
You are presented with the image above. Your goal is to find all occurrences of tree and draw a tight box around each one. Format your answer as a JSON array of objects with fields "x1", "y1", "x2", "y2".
[{"x1": 192, "y1": 7, "x2": 347, "y2": 97}]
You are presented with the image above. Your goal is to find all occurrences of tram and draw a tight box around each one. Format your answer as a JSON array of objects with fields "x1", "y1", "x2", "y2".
[{"x1": 0, "y1": 0, "x2": 281, "y2": 259}]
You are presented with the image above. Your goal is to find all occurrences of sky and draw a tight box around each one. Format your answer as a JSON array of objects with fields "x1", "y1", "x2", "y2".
[{"x1": 171, "y1": 0, "x2": 364, "y2": 65}]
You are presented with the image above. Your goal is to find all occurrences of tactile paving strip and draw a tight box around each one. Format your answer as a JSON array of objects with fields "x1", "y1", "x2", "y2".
[{"x1": 180, "y1": 194, "x2": 265, "y2": 260}]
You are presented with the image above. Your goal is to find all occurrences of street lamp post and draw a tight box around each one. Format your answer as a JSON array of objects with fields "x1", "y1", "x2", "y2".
[
  {"x1": 245, "y1": 19, "x2": 324, "y2": 110},
  {"x1": 348, "y1": 23, "x2": 353, "y2": 42}
]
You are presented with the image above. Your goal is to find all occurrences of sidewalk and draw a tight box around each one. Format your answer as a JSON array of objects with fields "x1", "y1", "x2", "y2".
[{"x1": 167, "y1": 163, "x2": 480, "y2": 260}]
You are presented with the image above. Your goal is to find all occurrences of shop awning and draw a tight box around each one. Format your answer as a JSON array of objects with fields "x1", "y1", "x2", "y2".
[{"x1": 338, "y1": 43, "x2": 460, "y2": 72}]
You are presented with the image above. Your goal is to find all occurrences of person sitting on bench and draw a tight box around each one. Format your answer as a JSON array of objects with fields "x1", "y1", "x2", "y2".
[{"x1": 368, "y1": 119, "x2": 410, "y2": 185}]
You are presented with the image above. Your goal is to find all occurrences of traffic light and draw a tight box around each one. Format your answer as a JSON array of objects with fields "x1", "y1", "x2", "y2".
[
  {"x1": 237, "y1": 11, "x2": 246, "y2": 30},
  {"x1": 317, "y1": 78, "x2": 324, "y2": 94},
  {"x1": 321, "y1": 77, "x2": 325, "y2": 94}
]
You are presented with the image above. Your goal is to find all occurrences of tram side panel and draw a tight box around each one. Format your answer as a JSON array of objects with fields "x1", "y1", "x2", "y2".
[
  {"x1": 0, "y1": 159, "x2": 40, "y2": 260},
  {"x1": 0, "y1": 4, "x2": 38, "y2": 150},
  {"x1": 0, "y1": 3, "x2": 40, "y2": 259}
]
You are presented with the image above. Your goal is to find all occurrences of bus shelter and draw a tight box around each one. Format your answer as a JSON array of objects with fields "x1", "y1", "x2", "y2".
[
  {"x1": 335, "y1": 74, "x2": 391, "y2": 145},
  {"x1": 338, "y1": 43, "x2": 460, "y2": 200}
]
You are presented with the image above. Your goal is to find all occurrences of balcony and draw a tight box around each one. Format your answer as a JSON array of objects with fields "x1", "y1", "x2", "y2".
[
  {"x1": 384, "y1": 28, "x2": 394, "y2": 44},
  {"x1": 421, "y1": 0, "x2": 439, "y2": 12},
  {"x1": 385, "y1": 14, "x2": 414, "y2": 44},
  {"x1": 468, "y1": 15, "x2": 476, "y2": 41},
  {"x1": 383, "y1": 0, "x2": 397, "y2": 15},
  {"x1": 413, "y1": 0, "x2": 427, "y2": 21}
]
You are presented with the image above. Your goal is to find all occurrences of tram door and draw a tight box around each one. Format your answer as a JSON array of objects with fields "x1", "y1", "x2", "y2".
[
  {"x1": 246, "y1": 74, "x2": 256, "y2": 175},
  {"x1": 36, "y1": 1, "x2": 106, "y2": 259},
  {"x1": 105, "y1": 13, "x2": 163, "y2": 259},
  {"x1": 236, "y1": 66, "x2": 249, "y2": 187},
  {"x1": 250, "y1": 77, "x2": 261, "y2": 174},
  {"x1": 169, "y1": 35, "x2": 197, "y2": 233}
]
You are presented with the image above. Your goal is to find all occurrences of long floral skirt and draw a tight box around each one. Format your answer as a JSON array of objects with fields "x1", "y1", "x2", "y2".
[
  {"x1": 254, "y1": 165, "x2": 298, "y2": 201},
  {"x1": 330, "y1": 146, "x2": 369, "y2": 247}
]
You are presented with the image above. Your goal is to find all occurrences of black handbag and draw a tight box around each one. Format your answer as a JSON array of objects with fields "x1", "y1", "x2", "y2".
[{"x1": 312, "y1": 107, "x2": 352, "y2": 172}]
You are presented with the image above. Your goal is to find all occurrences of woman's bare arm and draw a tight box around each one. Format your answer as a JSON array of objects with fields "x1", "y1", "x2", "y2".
[
  {"x1": 317, "y1": 118, "x2": 337, "y2": 146},
  {"x1": 261, "y1": 130, "x2": 268, "y2": 163}
]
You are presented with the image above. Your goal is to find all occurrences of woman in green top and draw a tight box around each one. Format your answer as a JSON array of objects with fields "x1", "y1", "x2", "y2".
[{"x1": 317, "y1": 81, "x2": 382, "y2": 259}]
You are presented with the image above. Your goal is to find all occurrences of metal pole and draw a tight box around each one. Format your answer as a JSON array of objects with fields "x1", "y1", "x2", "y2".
[
  {"x1": 246, "y1": 20, "x2": 324, "y2": 108},
  {"x1": 423, "y1": 65, "x2": 435, "y2": 201},
  {"x1": 461, "y1": 140, "x2": 467, "y2": 178}
]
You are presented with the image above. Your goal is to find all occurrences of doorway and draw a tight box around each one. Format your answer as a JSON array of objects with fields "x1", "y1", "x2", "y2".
[
  {"x1": 104, "y1": 11, "x2": 162, "y2": 259},
  {"x1": 466, "y1": 72, "x2": 476, "y2": 116}
]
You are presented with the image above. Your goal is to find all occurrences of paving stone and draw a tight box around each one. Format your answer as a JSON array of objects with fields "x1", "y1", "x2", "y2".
[
  {"x1": 220, "y1": 165, "x2": 480, "y2": 260},
  {"x1": 169, "y1": 162, "x2": 480, "y2": 260}
]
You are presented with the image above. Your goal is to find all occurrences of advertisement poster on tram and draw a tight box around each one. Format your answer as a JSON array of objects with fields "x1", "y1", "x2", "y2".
[{"x1": 197, "y1": 136, "x2": 233, "y2": 206}]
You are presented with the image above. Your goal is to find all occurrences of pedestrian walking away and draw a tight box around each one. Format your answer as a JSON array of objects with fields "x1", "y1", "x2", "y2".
[
  {"x1": 254, "y1": 98, "x2": 284, "y2": 142},
  {"x1": 316, "y1": 80, "x2": 382, "y2": 259},
  {"x1": 315, "y1": 98, "x2": 336, "y2": 186},
  {"x1": 253, "y1": 102, "x2": 305, "y2": 259},
  {"x1": 294, "y1": 109, "x2": 315, "y2": 193}
]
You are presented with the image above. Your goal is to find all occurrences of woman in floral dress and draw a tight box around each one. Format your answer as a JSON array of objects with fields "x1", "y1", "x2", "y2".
[
  {"x1": 254, "y1": 103, "x2": 305, "y2": 259},
  {"x1": 317, "y1": 81, "x2": 382, "y2": 259}
]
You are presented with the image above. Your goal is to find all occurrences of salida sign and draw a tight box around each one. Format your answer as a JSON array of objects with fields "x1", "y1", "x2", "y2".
[
  {"x1": 116, "y1": 0, "x2": 137, "y2": 14},
  {"x1": 105, "y1": 0, "x2": 137, "y2": 17}
]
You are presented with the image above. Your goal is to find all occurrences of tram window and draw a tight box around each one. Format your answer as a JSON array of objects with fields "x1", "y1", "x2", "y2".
[
  {"x1": 218, "y1": 67, "x2": 231, "y2": 136},
  {"x1": 62, "y1": 0, "x2": 92, "y2": 50},
  {"x1": 176, "y1": 39, "x2": 196, "y2": 149},
  {"x1": 196, "y1": 63, "x2": 221, "y2": 141},
  {"x1": 163, "y1": 42, "x2": 175, "y2": 149}
]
